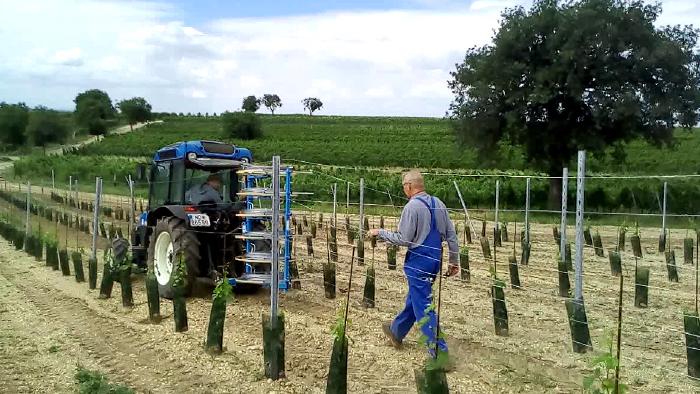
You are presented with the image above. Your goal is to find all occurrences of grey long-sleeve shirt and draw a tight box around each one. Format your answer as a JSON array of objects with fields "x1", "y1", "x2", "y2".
[{"x1": 378, "y1": 192, "x2": 459, "y2": 266}]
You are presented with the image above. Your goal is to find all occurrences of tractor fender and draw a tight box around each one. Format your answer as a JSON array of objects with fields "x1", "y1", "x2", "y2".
[{"x1": 146, "y1": 205, "x2": 189, "y2": 227}]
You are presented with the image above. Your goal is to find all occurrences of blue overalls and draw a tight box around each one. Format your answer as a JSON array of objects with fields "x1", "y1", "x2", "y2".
[{"x1": 390, "y1": 195, "x2": 448, "y2": 354}]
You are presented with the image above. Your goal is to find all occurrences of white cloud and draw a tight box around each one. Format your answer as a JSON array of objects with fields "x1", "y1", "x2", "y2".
[
  {"x1": 0, "y1": 0, "x2": 698, "y2": 116},
  {"x1": 50, "y1": 48, "x2": 83, "y2": 66},
  {"x1": 187, "y1": 88, "x2": 207, "y2": 99},
  {"x1": 365, "y1": 86, "x2": 395, "y2": 98}
]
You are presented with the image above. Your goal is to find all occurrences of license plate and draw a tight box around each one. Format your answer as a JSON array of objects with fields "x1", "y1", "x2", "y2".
[{"x1": 187, "y1": 213, "x2": 210, "y2": 227}]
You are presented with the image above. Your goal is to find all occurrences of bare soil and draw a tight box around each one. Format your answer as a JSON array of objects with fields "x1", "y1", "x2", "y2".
[{"x1": 1, "y1": 197, "x2": 700, "y2": 392}]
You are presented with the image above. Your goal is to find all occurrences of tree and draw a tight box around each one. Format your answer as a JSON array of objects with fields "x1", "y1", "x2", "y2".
[
  {"x1": 221, "y1": 111, "x2": 263, "y2": 140},
  {"x1": 116, "y1": 97, "x2": 152, "y2": 131},
  {"x1": 262, "y1": 94, "x2": 283, "y2": 115},
  {"x1": 26, "y1": 106, "x2": 69, "y2": 153},
  {"x1": 302, "y1": 97, "x2": 323, "y2": 115},
  {"x1": 448, "y1": 0, "x2": 700, "y2": 208},
  {"x1": 74, "y1": 89, "x2": 115, "y2": 137},
  {"x1": 0, "y1": 102, "x2": 29, "y2": 147},
  {"x1": 242, "y1": 95, "x2": 260, "y2": 112}
]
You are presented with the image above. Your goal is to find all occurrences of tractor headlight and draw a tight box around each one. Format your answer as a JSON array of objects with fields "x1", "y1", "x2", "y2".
[{"x1": 187, "y1": 152, "x2": 197, "y2": 161}]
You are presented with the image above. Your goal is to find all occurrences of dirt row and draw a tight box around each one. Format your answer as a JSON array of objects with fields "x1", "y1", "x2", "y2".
[{"x1": 1, "y1": 186, "x2": 700, "y2": 392}]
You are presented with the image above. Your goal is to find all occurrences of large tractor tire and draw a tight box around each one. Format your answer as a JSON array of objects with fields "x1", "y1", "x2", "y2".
[{"x1": 148, "y1": 217, "x2": 201, "y2": 299}]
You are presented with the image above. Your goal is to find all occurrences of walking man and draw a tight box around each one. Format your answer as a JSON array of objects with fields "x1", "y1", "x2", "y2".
[{"x1": 368, "y1": 170, "x2": 459, "y2": 358}]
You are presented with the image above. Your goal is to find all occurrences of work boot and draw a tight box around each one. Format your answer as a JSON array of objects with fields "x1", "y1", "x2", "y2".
[{"x1": 382, "y1": 321, "x2": 402, "y2": 349}]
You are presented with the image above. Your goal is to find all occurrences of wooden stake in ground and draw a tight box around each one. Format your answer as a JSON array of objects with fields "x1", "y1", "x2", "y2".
[
  {"x1": 558, "y1": 255, "x2": 570, "y2": 297},
  {"x1": 59, "y1": 248, "x2": 70, "y2": 276},
  {"x1": 206, "y1": 280, "x2": 232, "y2": 354},
  {"x1": 145, "y1": 267, "x2": 161, "y2": 323},
  {"x1": 509, "y1": 222, "x2": 520, "y2": 289},
  {"x1": 609, "y1": 250, "x2": 622, "y2": 276},
  {"x1": 98, "y1": 249, "x2": 114, "y2": 299},
  {"x1": 306, "y1": 234, "x2": 314, "y2": 256},
  {"x1": 631, "y1": 224, "x2": 643, "y2": 258},
  {"x1": 324, "y1": 228, "x2": 336, "y2": 299},
  {"x1": 118, "y1": 256, "x2": 133, "y2": 308},
  {"x1": 172, "y1": 252, "x2": 189, "y2": 332},
  {"x1": 593, "y1": 230, "x2": 605, "y2": 257},
  {"x1": 565, "y1": 298, "x2": 592, "y2": 353},
  {"x1": 362, "y1": 245, "x2": 375, "y2": 308},
  {"x1": 684, "y1": 236, "x2": 694, "y2": 265},
  {"x1": 326, "y1": 246, "x2": 356, "y2": 394},
  {"x1": 71, "y1": 250, "x2": 84, "y2": 283},
  {"x1": 387, "y1": 244, "x2": 397, "y2": 270},
  {"x1": 492, "y1": 277, "x2": 509, "y2": 336},
  {"x1": 329, "y1": 225, "x2": 338, "y2": 262},
  {"x1": 459, "y1": 247, "x2": 470, "y2": 282}
]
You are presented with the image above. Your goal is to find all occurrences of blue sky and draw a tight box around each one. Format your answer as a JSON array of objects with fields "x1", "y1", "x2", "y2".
[
  {"x1": 0, "y1": 0, "x2": 698, "y2": 116},
  {"x1": 169, "y1": 0, "x2": 449, "y2": 21}
]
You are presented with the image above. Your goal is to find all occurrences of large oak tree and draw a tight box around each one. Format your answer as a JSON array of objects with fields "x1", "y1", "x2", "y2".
[
  {"x1": 117, "y1": 97, "x2": 152, "y2": 130},
  {"x1": 74, "y1": 89, "x2": 115, "y2": 137},
  {"x1": 448, "y1": 0, "x2": 700, "y2": 207}
]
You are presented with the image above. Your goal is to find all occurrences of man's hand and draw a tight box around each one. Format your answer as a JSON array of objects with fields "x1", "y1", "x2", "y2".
[
  {"x1": 445, "y1": 264, "x2": 460, "y2": 277},
  {"x1": 368, "y1": 228, "x2": 381, "y2": 237}
]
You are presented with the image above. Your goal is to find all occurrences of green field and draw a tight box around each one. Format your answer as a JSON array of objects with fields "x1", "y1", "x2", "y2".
[
  {"x1": 73, "y1": 115, "x2": 479, "y2": 168},
  {"x1": 69, "y1": 114, "x2": 700, "y2": 174},
  {"x1": 8, "y1": 115, "x2": 700, "y2": 216}
]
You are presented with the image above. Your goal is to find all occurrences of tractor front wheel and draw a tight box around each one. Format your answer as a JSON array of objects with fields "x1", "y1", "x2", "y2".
[{"x1": 148, "y1": 217, "x2": 201, "y2": 299}]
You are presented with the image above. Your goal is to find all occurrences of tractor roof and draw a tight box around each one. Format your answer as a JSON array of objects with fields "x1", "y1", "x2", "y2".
[{"x1": 153, "y1": 140, "x2": 251, "y2": 163}]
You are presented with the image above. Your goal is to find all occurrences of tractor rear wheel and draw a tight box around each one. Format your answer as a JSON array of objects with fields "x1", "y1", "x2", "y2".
[{"x1": 148, "y1": 217, "x2": 201, "y2": 299}]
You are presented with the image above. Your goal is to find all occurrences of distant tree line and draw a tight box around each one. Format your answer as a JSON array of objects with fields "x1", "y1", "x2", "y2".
[
  {"x1": 0, "y1": 89, "x2": 153, "y2": 153},
  {"x1": 1, "y1": 89, "x2": 326, "y2": 151}
]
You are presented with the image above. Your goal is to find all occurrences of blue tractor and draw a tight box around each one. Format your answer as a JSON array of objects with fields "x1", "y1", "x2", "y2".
[{"x1": 131, "y1": 140, "x2": 263, "y2": 298}]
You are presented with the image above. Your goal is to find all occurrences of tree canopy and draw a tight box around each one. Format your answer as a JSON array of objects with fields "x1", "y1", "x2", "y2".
[
  {"x1": 242, "y1": 95, "x2": 260, "y2": 112},
  {"x1": 26, "y1": 106, "x2": 69, "y2": 151},
  {"x1": 262, "y1": 94, "x2": 282, "y2": 114},
  {"x1": 117, "y1": 97, "x2": 152, "y2": 130},
  {"x1": 221, "y1": 111, "x2": 263, "y2": 140},
  {"x1": 74, "y1": 89, "x2": 115, "y2": 136},
  {"x1": 302, "y1": 97, "x2": 323, "y2": 115},
  {"x1": 448, "y1": 0, "x2": 700, "y2": 206},
  {"x1": 0, "y1": 102, "x2": 29, "y2": 147}
]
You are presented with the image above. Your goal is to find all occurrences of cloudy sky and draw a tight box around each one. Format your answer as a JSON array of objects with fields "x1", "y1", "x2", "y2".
[{"x1": 0, "y1": 0, "x2": 698, "y2": 116}]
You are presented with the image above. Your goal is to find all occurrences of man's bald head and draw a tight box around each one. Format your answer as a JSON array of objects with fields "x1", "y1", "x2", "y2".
[{"x1": 402, "y1": 170, "x2": 425, "y2": 197}]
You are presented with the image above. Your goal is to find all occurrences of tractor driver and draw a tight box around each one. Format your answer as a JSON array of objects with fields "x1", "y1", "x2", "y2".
[{"x1": 186, "y1": 173, "x2": 224, "y2": 206}]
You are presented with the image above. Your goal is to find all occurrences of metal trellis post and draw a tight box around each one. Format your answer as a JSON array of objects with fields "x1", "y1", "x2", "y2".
[
  {"x1": 359, "y1": 178, "x2": 364, "y2": 237},
  {"x1": 332, "y1": 183, "x2": 337, "y2": 229},
  {"x1": 560, "y1": 168, "x2": 568, "y2": 262},
  {"x1": 661, "y1": 181, "x2": 668, "y2": 241},
  {"x1": 453, "y1": 181, "x2": 478, "y2": 240},
  {"x1": 24, "y1": 182, "x2": 30, "y2": 251},
  {"x1": 495, "y1": 180, "x2": 500, "y2": 234},
  {"x1": 525, "y1": 177, "x2": 530, "y2": 244},
  {"x1": 91, "y1": 177, "x2": 102, "y2": 262},
  {"x1": 128, "y1": 175, "x2": 135, "y2": 240},
  {"x1": 270, "y1": 156, "x2": 281, "y2": 325},
  {"x1": 574, "y1": 152, "x2": 586, "y2": 301}
]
